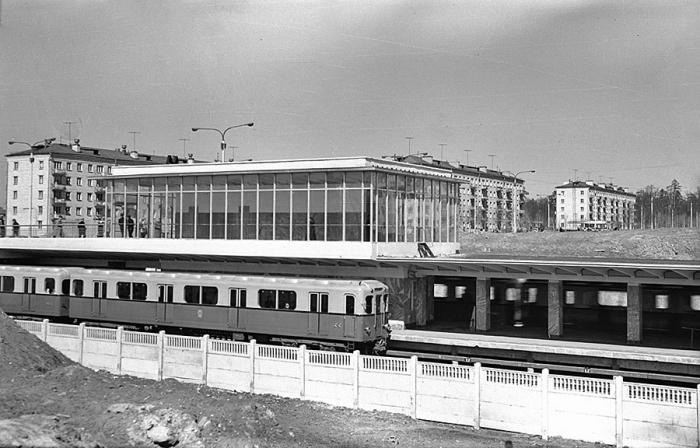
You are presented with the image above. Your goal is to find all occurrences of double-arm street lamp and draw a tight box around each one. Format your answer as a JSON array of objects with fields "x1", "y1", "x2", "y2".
[
  {"x1": 191, "y1": 122, "x2": 254, "y2": 162},
  {"x1": 503, "y1": 170, "x2": 536, "y2": 233},
  {"x1": 8, "y1": 138, "x2": 56, "y2": 237}
]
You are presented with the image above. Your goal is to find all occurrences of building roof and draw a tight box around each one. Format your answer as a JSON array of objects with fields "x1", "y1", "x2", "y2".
[
  {"x1": 555, "y1": 180, "x2": 636, "y2": 198},
  {"x1": 391, "y1": 154, "x2": 524, "y2": 184},
  {"x1": 106, "y1": 156, "x2": 459, "y2": 180},
  {"x1": 5, "y1": 142, "x2": 172, "y2": 165}
]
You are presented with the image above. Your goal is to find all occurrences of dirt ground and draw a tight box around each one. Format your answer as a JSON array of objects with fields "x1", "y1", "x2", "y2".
[
  {"x1": 459, "y1": 227, "x2": 700, "y2": 260},
  {"x1": 0, "y1": 310, "x2": 609, "y2": 448}
]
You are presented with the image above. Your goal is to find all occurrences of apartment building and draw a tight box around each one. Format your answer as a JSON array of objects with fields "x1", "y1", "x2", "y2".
[
  {"x1": 5, "y1": 140, "x2": 172, "y2": 237},
  {"x1": 554, "y1": 180, "x2": 636, "y2": 231}
]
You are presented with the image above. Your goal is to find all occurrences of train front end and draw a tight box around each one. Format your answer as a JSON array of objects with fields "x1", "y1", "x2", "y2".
[{"x1": 358, "y1": 280, "x2": 391, "y2": 354}]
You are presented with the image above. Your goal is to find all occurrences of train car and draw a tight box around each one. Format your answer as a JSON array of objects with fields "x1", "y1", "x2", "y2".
[
  {"x1": 0, "y1": 265, "x2": 391, "y2": 353},
  {"x1": 0, "y1": 265, "x2": 71, "y2": 318}
]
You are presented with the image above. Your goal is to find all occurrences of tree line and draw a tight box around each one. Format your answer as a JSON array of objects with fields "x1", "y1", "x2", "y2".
[{"x1": 521, "y1": 179, "x2": 699, "y2": 230}]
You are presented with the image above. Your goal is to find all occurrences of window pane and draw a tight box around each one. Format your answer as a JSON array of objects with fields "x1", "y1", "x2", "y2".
[
  {"x1": 345, "y1": 171, "x2": 362, "y2": 188},
  {"x1": 278, "y1": 290, "x2": 296, "y2": 310},
  {"x1": 240, "y1": 290, "x2": 246, "y2": 307},
  {"x1": 229, "y1": 289, "x2": 237, "y2": 306},
  {"x1": 133, "y1": 283, "x2": 147, "y2": 301},
  {"x1": 212, "y1": 192, "x2": 225, "y2": 239},
  {"x1": 73, "y1": 280, "x2": 83, "y2": 297},
  {"x1": 258, "y1": 289, "x2": 275, "y2": 308},
  {"x1": 259, "y1": 190, "x2": 273, "y2": 240},
  {"x1": 117, "y1": 282, "x2": 131, "y2": 299},
  {"x1": 275, "y1": 173, "x2": 290, "y2": 189},
  {"x1": 321, "y1": 294, "x2": 328, "y2": 313},
  {"x1": 275, "y1": 189, "x2": 290, "y2": 240},
  {"x1": 309, "y1": 190, "x2": 324, "y2": 240},
  {"x1": 227, "y1": 174, "x2": 242, "y2": 190},
  {"x1": 61, "y1": 279, "x2": 69, "y2": 295},
  {"x1": 327, "y1": 171, "x2": 343, "y2": 188},
  {"x1": 182, "y1": 176, "x2": 195, "y2": 191},
  {"x1": 242, "y1": 190, "x2": 257, "y2": 239},
  {"x1": 44, "y1": 278, "x2": 55, "y2": 293},
  {"x1": 310, "y1": 293, "x2": 318, "y2": 312},
  {"x1": 1, "y1": 276, "x2": 14, "y2": 292},
  {"x1": 202, "y1": 286, "x2": 218, "y2": 305},
  {"x1": 292, "y1": 173, "x2": 308, "y2": 189},
  {"x1": 309, "y1": 172, "x2": 325, "y2": 189},
  {"x1": 364, "y1": 295, "x2": 373, "y2": 314},
  {"x1": 258, "y1": 173, "x2": 274, "y2": 189},
  {"x1": 227, "y1": 191, "x2": 242, "y2": 239},
  {"x1": 327, "y1": 190, "x2": 342, "y2": 241},
  {"x1": 243, "y1": 174, "x2": 257, "y2": 190},
  {"x1": 184, "y1": 285, "x2": 199, "y2": 304},
  {"x1": 345, "y1": 189, "x2": 362, "y2": 241},
  {"x1": 212, "y1": 175, "x2": 226, "y2": 190},
  {"x1": 181, "y1": 193, "x2": 195, "y2": 238},
  {"x1": 167, "y1": 177, "x2": 182, "y2": 190},
  {"x1": 388, "y1": 190, "x2": 397, "y2": 242},
  {"x1": 196, "y1": 175, "x2": 211, "y2": 190},
  {"x1": 345, "y1": 295, "x2": 354, "y2": 315},
  {"x1": 196, "y1": 191, "x2": 210, "y2": 239},
  {"x1": 292, "y1": 191, "x2": 308, "y2": 240}
]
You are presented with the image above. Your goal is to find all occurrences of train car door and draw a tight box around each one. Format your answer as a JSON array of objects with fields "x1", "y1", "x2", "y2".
[
  {"x1": 227, "y1": 288, "x2": 246, "y2": 329},
  {"x1": 156, "y1": 284, "x2": 173, "y2": 323},
  {"x1": 92, "y1": 281, "x2": 107, "y2": 317},
  {"x1": 308, "y1": 292, "x2": 328, "y2": 335},
  {"x1": 22, "y1": 277, "x2": 36, "y2": 312}
]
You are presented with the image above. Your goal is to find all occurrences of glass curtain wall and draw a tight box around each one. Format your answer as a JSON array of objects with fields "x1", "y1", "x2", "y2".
[{"x1": 104, "y1": 170, "x2": 457, "y2": 243}]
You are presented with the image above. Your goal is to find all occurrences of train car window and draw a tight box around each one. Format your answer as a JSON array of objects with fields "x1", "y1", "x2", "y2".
[
  {"x1": 310, "y1": 292, "x2": 329, "y2": 312},
  {"x1": 158, "y1": 284, "x2": 173, "y2": 303},
  {"x1": 184, "y1": 285, "x2": 200, "y2": 304},
  {"x1": 1, "y1": 276, "x2": 15, "y2": 292},
  {"x1": 258, "y1": 289, "x2": 275, "y2": 309},
  {"x1": 93, "y1": 281, "x2": 107, "y2": 299},
  {"x1": 202, "y1": 286, "x2": 218, "y2": 305},
  {"x1": 364, "y1": 295, "x2": 373, "y2": 314},
  {"x1": 383, "y1": 294, "x2": 389, "y2": 313},
  {"x1": 229, "y1": 289, "x2": 246, "y2": 307},
  {"x1": 310, "y1": 293, "x2": 318, "y2": 312},
  {"x1": 240, "y1": 290, "x2": 247, "y2": 307},
  {"x1": 23, "y1": 277, "x2": 37, "y2": 294},
  {"x1": 321, "y1": 294, "x2": 328, "y2": 313},
  {"x1": 345, "y1": 294, "x2": 355, "y2": 315},
  {"x1": 61, "y1": 279, "x2": 70, "y2": 295},
  {"x1": 278, "y1": 290, "x2": 296, "y2": 310},
  {"x1": 44, "y1": 278, "x2": 55, "y2": 294},
  {"x1": 73, "y1": 279, "x2": 84, "y2": 297},
  {"x1": 117, "y1": 282, "x2": 131, "y2": 299},
  {"x1": 132, "y1": 283, "x2": 147, "y2": 301},
  {"x1": 229, "y1": 289, "x2": 237, "y2": 307}
]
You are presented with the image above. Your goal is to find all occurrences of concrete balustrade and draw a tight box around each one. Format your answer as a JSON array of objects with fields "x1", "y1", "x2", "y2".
[{"x1": 16, "y1": 319, "x2": 700, "y2": 448}]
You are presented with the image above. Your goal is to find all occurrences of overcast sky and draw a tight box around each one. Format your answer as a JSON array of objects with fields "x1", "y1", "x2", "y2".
[{"x1": 1, "y1": 0, "x2": 699, "y2": 198}]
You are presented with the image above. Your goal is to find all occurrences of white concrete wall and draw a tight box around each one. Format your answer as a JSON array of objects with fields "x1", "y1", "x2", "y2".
[{"x1": 16, "y1": 319, "x2": 700, "y2": 448}]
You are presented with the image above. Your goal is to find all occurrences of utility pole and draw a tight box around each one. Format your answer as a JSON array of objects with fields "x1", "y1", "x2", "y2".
[
  {"x1": 128, "y1": 131, "x2": 141, "y2": 152},
  {"x1": 178, "y1": 138, "x2": 189, "y2": 157},
  {"x1": 64, "y1": 121, "x2": 76, "y2": 144},
  {"x1": 438, "y1": 143, "x2": 447, "y2": 161},
  {"x1": 405, "y1": 137, "x2": 414, "y2": 155},
  {"x1": 463, "y1": 149, "x2": 471, "y2": 167},
  {"x1": 488, "y1": 154, "x2": 495, "y2": 170}
]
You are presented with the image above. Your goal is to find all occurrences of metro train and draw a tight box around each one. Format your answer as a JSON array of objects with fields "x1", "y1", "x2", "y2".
[{"x1": 0, "y1": 265, "x2": 391, "y2": 353}]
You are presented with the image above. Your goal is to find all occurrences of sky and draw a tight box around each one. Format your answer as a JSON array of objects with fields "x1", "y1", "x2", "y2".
[{"x1": 1, "y1": 0, "x2": 699, "y2": 199}]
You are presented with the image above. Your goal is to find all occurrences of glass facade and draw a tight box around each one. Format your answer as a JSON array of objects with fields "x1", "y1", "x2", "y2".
[{"x1": 103, "y1": 170, "x2": 458, "y2": 243}]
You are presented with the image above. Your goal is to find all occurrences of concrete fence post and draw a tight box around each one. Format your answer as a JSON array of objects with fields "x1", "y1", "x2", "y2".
[
  {"x1": 202, "y1": 335, "x2": 209, "y2": 386},
  {"x1": 352, "y1": 350, "x2": 360, "y2": 408},
  {"x1": 42, "y1": 319, "x2": 49, "y2": 342},
  {"x1": 410, "y1": 355, "x2": 418, "y2": 419},
  {"x1": 541, "y1": 368, "x2": 549, "y2": 440},
  {"x1": 615, "y1": 375, "x2": 624, "y2": 448},
  {"x1": 474, "y1": 362, "x2": 482, "y2": 429},
  {"x1": 157, "y1": 330, "x2": 165, "y2": 381},
  {"x1": 299, "y1": 345, "x2": 306, "y2": 399},
  {"x1": 78, "y1": 322, "x2": 85, "y2": 364},
  {"x1": 249, "y1": 339, "x2": 256, "y2": 394},
  {"x1": 116, "y1": 326, "x2": 123, "y2": 375}
]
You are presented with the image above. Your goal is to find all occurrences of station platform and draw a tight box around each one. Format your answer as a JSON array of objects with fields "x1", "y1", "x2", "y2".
[{"x1": 391, "y1": 329, "x2": 700, "y2": 366}]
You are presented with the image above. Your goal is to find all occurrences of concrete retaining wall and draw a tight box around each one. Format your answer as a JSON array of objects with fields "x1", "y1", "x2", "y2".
[{"x1": 16, "y1": 319, "x2": 700, "y2": 448}]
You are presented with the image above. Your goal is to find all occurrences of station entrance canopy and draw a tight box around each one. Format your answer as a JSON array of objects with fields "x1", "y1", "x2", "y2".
[{"x1": 96, "y1": 157, "x2": 460, "y2": 258}]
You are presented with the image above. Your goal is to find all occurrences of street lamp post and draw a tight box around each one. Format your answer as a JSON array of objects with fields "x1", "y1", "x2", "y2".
[
  {"x1": 504, "y1": 170, "x2": 536, "y2": 233},
  {"x1": 9, "y1": 138, "x2": 54, "y2": 237},
  {"x1": 191, "y1": 122, "x2": 254, "y2": 162}
]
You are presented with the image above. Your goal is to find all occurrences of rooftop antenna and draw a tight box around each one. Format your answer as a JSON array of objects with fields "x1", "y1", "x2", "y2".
[
  {"x1": 63, "y1": 121, "x2": 76, "y2": 145},
  {"x1": 585, "y1": 171, "x2": 592, "y2": 181},
  {"x1": 573, "y1": 169, "x2": 578, "y2": 181},
  {"x1": 463, "y1": 149, "x2": 471, "y2": 167},
  {"x1": 178, "y1": 138, "x2": 189, "y2": 157},
  {"x1": 128, "y1": 131, "x2": 141, "y2": 152},
  {"x1": 488, "y1": 154, "x2": 496, "y2": 170},
  {"x1": 438, "y1": 143, "x2": 447, "y2": 161},
  {"x1": 230, "y1": 146, "x2": 238, "y2": 162},
  {"x1": 405, "y1": 137, "x2": 414, "y2": 155}
]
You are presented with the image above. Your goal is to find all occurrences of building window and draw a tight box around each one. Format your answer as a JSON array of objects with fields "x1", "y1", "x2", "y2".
[
  {"x1": 65, "y1": 207, "x2": 71, "y2": 215},
  {"x1": 87, "y1": 179, "x2": 94, "y2": 187},
  {"x1": 39, "y1": 161, "x2": 44, "y2": 170},
  {"x1": 560, "y1": 199, "x2": 564, "y2": 203},
  {"x1": 580, "y1": 214, "x2": 584, "y2": 220},
  {"x1": 38, "y1": 191, "x2": 43, "y2": 200},
  {"x1": 95, "y1": 165, "x2": 104, "y2": 174},
  {"x1": 66, "y1": 162, "x2": 72, "y2": 171},
  {"x1": 560, "y1": 207, "x2": 565, "y2": 211},
  {"x1": 76, "y1": 192, "x2": 82, "y2": 201},
  {"x1": 87, "y1": 193, "x2": 93, "y2": 201},
  {"x1": 13, "y1": 176, "x2": 18, "y2": 185},
  {"x1": 38, "y1": 220, "x2": 42, "y2": 229},
  {"x1": 580, "y1": 198, "x2": 584, "y2": 203},
  {"x1": 54, "y1": 162, "x2": 63, "y2": 170},
  {"x1": 580, "y1": 207, "x2": 584, "y2": 211},
  {"x1": 66, "y1": 177, "x2": 71, "y2": 186},
  {"x1": 38, "y1": 175, "x2": 44, "y2": 185},
  {"x1": 76, "y1": 178, "x2": 82, "y2": 186},
  {"x1": 107, "y1": 166, "x2": 111, "y2": 174},
  {"x1": 38, "y1": 206, "x2": 43, "y2": 214},
  {"x1": 87, "y1": 207, "x2": 92, "y2": 216},
  {"x1": 87, "y1": 164, "x2": 93, "y2": 172},
  {"x1": 76, "y1": 207, "x2": 82, "y2": 216},
  {"x1": 13, "y1": 162, "x2": 18, "y2": 170},
  {"x1": 65, "y1": 192, "x2": 71, "y2": 201},
  {"x1": 12, "y1": 191, "x2": 17, "y2": 199},
  {"x1": 77, "y1": 163, "x2": 82, "y2": 172},
  {"x1": 12, "y1": 206, "x2": 17, "y2": 215}
]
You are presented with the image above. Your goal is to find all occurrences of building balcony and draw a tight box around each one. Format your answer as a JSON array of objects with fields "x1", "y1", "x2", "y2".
[{"x1": 52, "y1": 184, "x2": 66, "y2": 191}]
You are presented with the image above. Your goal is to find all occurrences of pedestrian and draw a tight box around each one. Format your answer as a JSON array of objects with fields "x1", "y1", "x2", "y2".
[
  {"x1": 139, "y1": 218, "x2": 148, "y2": 238},
  {"x1": 78, "y1": 219, "x2": 86, "y2": 238},
  {"x1": 56, "y1": 216, "x2": 64, "y2": 237},
  {"x1": 118, "y1": 214, "x2": 125, "y2": 236},
  {"x1": 127, "y1": 215, "x2": 135, "y2": 237},
  {"x1": 12, "y1": 219, "x2": 20, "y2": 237},
  {"x1": 0, "y1": 216, "x2": 5, "y2": 237}
]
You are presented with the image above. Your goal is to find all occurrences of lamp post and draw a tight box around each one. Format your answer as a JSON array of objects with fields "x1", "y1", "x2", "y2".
[
  {"x1": 473, "y1": 165, "x2": 488, "y2": 230},
  {"x1": 9, "y1": 138, "x2": 54, "y2": 237},
  {"x1": 192, "y1": 122, "x2": 254, "y2": 162},
  {"x1": 504, "y1": 170, "x2": 535, "y2": 233}
]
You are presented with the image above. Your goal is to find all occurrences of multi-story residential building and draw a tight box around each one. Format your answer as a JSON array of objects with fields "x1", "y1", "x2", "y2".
[
  {"x1": 554, "y1": 180, "x2": 636, "y2": 230},
  {"x1": 5, "y1": 140, "x2": 173, "y2": 237},
  {"x1": 393, "y1": 155, "x2": 527, "y2": 232}
]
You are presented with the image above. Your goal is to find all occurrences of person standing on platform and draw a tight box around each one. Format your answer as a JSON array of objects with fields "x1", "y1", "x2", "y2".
[
  {"x1": 12, "y1": 219, "x2": 19, "y2": 237},
  {"x1": 126, "y1": 215, "x2": 135, "y2": 237},
  {"x1": 78, "y1": 219, "x2": 86, "y2": 238},
  {"x1": 0, "y1": 216, "x2": 5, "y2": 237}
]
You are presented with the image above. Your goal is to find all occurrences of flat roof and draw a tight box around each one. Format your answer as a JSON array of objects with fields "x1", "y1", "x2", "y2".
[{"x1": 107, "y1": 156, "x2": 457, "y2": 180}]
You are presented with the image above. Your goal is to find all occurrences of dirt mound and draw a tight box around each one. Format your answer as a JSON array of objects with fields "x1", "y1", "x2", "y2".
[
  {"x1": 0, "y1": 309, "x2": 72, "y2": 377},
  {"x1": 0, "y1": 414, "x2": 99, "y2": 448}
]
